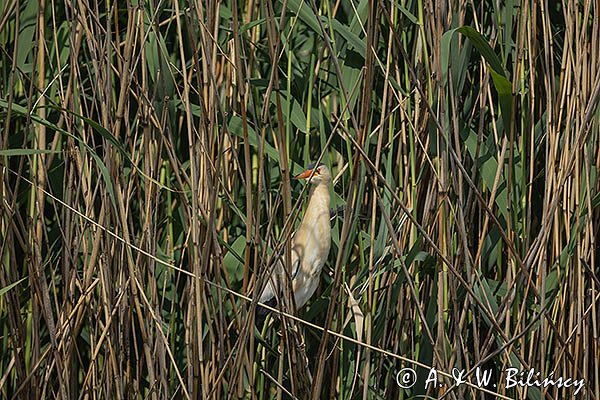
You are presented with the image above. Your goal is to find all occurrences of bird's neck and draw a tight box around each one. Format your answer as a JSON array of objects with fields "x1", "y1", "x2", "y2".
[{"x1": 301, "y1": 183, "x2": 330, "y2": 227}]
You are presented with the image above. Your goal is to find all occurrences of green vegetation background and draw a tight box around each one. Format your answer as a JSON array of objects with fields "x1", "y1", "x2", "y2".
[{"x1": 0, "y1": 0, "x2": 599, "y2": 398}]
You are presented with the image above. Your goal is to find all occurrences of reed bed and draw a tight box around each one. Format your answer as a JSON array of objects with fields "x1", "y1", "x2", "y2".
[{"x1": 0, "y1": 0, "x2": 599, "y2": 398}]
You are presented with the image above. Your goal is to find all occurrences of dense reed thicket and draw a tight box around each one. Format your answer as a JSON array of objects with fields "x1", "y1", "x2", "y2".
[{"x1": 1, "y1": 0, "x2": 599, "y2": 398}]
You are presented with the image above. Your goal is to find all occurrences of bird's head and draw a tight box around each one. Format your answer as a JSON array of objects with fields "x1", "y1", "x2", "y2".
[{"x1": 294, "y1": 162, "x2": 331, "y2": 185}]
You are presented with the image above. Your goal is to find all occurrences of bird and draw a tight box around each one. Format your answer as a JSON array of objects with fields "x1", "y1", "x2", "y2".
[{"x1": 256, "y1": 162, "x2": 332, "y2": 328}]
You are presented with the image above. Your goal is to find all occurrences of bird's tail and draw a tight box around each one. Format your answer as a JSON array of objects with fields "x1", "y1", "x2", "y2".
[{"x1": 255, "y1": 297, "x2": 278, "y2": 331}]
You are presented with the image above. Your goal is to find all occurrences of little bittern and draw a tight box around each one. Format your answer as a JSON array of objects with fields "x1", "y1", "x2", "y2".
[{"x1": 257, "y1": 163, "x2": 332, "y2": 325}]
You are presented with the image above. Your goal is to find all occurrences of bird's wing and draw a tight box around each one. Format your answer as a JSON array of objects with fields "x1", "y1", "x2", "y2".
[{"x1": 258, "y1": 247, "x2": 300, "y2": 303}]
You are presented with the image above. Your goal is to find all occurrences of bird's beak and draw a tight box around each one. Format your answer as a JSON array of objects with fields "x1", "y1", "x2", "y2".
[{"x1": 294, "y1": 169, "x2": 314, "y2": 180}]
